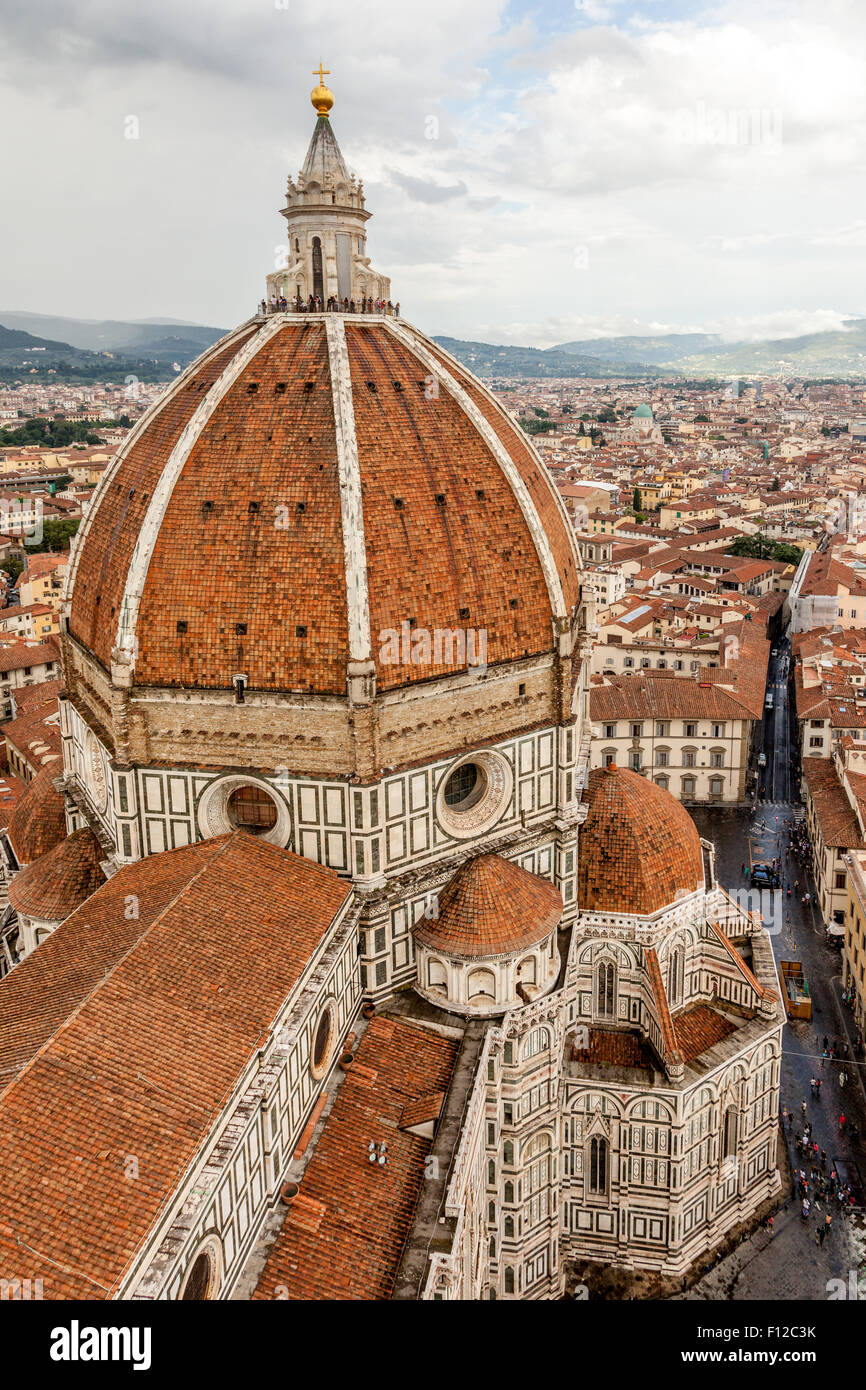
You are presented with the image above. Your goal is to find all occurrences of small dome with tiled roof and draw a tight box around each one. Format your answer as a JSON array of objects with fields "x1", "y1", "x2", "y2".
[
  {"x1": 579, "y1": 764, "x2": 704, "y2": 915},
  {"x1": 9, "y1": 827, "x2": 106, "y2": 922},
  {"x1": 6, "y1": 764, "x2": 66, "y2": 866},
  {"x1": 413, "y1": 853, "x2": 562, "y2": 1016},
  {"x1": 415, "y1": 853, "x2": 562, "y2": 958}
]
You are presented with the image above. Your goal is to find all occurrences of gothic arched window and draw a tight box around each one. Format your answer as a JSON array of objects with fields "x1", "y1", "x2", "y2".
[
  {"x1": 596, "y1": 960, "x2": 616, "y2": 1018},
  {"x1": 589, "y1": 1136, "x2": 608, "y2": 1195},
  {"x1": 722, "y1": 1105, "x2": 738, "y2": 1159},
  {"x1": 668, "y1": 947, "x2": 684, "y2": 1006}
]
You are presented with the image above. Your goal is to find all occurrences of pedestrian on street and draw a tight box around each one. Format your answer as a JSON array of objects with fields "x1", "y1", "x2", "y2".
[
  {"x1": 821, "y1": 1148, "x2": 827, "y2": 1169},
  {"x1": 839, "y1": 1071, "x2": 847, "y2": 1089},
  {"x1": 839, "y1": 1113, "x2": 846, "y2": 1133},
  {"x1": 802, "y1": 1100, "x2": 808, "y2": 1118}
]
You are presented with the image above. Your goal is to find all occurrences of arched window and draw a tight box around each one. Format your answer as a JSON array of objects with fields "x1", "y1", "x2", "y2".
[
  {"x1": 467, "y1": 968, "x2": 496, "y2": 1004},
  {"x1": 180, "y1": 1249, "x2": 216, "y2": 1301},
  {"x1": 516, "y1": 955, "x2": 536, "y2": 985},
  {"x1": 655, "y1": 774, "x2": 670, "y2": 791},
  {"x1": 655, "y1": 747, "x2": 670, "y2": 768},
  {"x1": 488, "y1": 1200, "x2": 496, "y2": 1222},
  {"x1": 668, "y1": 947, "x2": 684, "y2": 1006},
  {"x1": 523, "y1": 1028, "x2": 549, "y2": 1060},
  {"x1": 682, "y1": 775, "x2": 696, "y2": 798},
  {"x1": 596, "y1": 959, "x2": 616, "y2": 1018},
  {"x1": 602, "y1": 748, "x2": 616, "y2": 767},
  {"x1": 503, "y1": 1180, "x2": 514, "y2": 1203},
  {"x1": 589, "y1": 1136, "x2": 608, "y2": 1195},
  {"x1": 427, "y1": 959, "x2": 447, "y2": 993},
  {"x1": 487, "y1": 1159, "x2": 496, "y2": 1184},
  {"x1": 709, "y1": 776, "x2": 724, "y2": 799},
  {"x1": 504, "y1": 1267, "x2": 515, "y2": 1294},
  {"x1": 722, "y1": 1105, "x2": 738, "y2": 1159},
  {"x1": 524, "y1": 1132, "x2": 552, "y2": 1195},
  {"x1": 503, "y1": 1140, "x2": 515, "y2": 1166},
  {"x1": 710, "y1": 748, "x2": 725, "y2": 768},
  {"x1": 682, "y1": 747, "x2": 697, "y2": 768},
  {"x1": 312, "y1": 236, "x2": 324, "y2": 299},
  {"x1": 504, "y1": 1215, "x2": 514, "y2": 1238}
]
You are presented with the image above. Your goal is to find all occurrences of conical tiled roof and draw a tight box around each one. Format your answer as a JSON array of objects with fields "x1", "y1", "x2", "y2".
[
  {"x1": 413, "y1": 853, "x2": 562, "y2": 959},
  {"x1": 300, "y1": 116, "x2": 352, "y2": 188},
  {"x1": 9, "y1": 827, "x2": 105, "y2": 921},
  {"x1": 6, "y1": 763, "x2": 66, "y2": 866},
  {"x1": 578, "y1": 764, "x2": 704, "y2": 915}
]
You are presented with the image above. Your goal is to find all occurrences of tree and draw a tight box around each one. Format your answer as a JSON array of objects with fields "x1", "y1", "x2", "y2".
[
  {"x1": 24, "y1": 518, "x2": 81, "y2": 554},
  {"x1": 0, "y1": 556, "x2": 24, "y2": 585},
  {"x1": 633, "y1": 487, "x2": 642, "y2": 511},
  {"x1": 695, "y1": 413, "x2": 710, "y2": 423},
  {"x1": 728, "y1": 534, "x2": 802, "y2": 566},
  {"x1": 771, "y1": 476, "x2": 781, "y2": 491}
]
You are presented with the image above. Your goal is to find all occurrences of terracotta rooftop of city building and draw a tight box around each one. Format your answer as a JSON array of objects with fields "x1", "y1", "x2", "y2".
[
  {"x1": 578, "y1": 763, "x2": 705, "y2": 915},
  {"x1": 0, "y1": 833, "x2": 352, "y2": 1297},
  {"x1": 412, "y1": 852, "x2": 562, "y2": 959},
  {"x1": 253, "y1": 1015, "x2": 459, "y2": 1301},
  {"x1": 66, "y1": 317, "x2": 580, "y2": 696}
]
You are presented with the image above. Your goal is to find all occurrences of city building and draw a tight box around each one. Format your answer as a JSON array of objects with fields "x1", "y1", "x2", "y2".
[{"x1": 0, "y1": 77, "x2": 781, "y2": 1302}]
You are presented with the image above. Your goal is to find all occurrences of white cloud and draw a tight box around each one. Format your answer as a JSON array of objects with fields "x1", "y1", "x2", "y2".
[{"x1": 0, "y1": 0, "x2": 864, "y2": 343}]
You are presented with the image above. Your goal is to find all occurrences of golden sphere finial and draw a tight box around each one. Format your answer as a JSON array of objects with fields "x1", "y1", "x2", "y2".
[{"x1": 311, "y1": 62, "x2": 334, "y2": 117}]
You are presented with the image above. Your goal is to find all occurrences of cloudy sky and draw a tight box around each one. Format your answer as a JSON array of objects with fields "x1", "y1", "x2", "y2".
[{"x1": 1, "y1": 0, "x2": 864, "y2": 346}]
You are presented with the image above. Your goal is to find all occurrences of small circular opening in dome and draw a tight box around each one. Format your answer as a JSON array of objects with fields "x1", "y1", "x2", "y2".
[
  {"x1": 227, "y1": 784, "x2": 278, "y2": 835},
  {"x1": 444, "y1": 763, "x2": 486, "y2": 812}
]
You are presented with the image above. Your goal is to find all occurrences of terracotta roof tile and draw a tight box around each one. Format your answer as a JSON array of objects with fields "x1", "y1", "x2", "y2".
[
  {"x1": 8, "y1": 826, "x2": 105, "y2": 920},
  {"x1": 253, "y1": 1016, "x2": 459, "y2": 1301},
  {"x1": 68, "y1": 320, "x2": 580, "y2": 695},
  {"x1": 413, "y1": 852, "x2": 561, "y2": 957},
  {"x1": 6, "y1": 763, "x2": 66, "y2": 865},
  {"x1": 802, "y1": 757, "x2": 866, "y2": 848},
  {"x1": 672, "y1": 1003, "x2": 736, "y2": 1062},
  {"x1": 578, "y1": 764, "x2": 704, "y2": 915},
  {"x1": 0, "y1": 833, "x2": 351, "y2": 1298}
]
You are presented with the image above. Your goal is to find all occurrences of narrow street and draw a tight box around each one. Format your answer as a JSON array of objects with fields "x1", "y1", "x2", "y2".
[{"x1": 685, "y1": 640, "x2": 866, "y2": 1300}]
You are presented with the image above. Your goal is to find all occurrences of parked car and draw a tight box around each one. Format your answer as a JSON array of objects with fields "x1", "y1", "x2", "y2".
[
  {"x1": 758, "y1": 752, "x2": 767, "y2": 768},
  {"x1": 750, "y1": 863, "x2": 780, "y2": 890}
]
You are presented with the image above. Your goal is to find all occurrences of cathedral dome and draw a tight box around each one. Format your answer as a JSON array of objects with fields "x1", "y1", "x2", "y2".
[
  {"x1": 578, "y1": 764, "x2": 704, "y2": 915},
  {"x1": 633, "y1": 403, "x2": 653, "y2": 419},
  {"x1": 65, "y1": 318, "x2": 580, "y2": 698}
]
